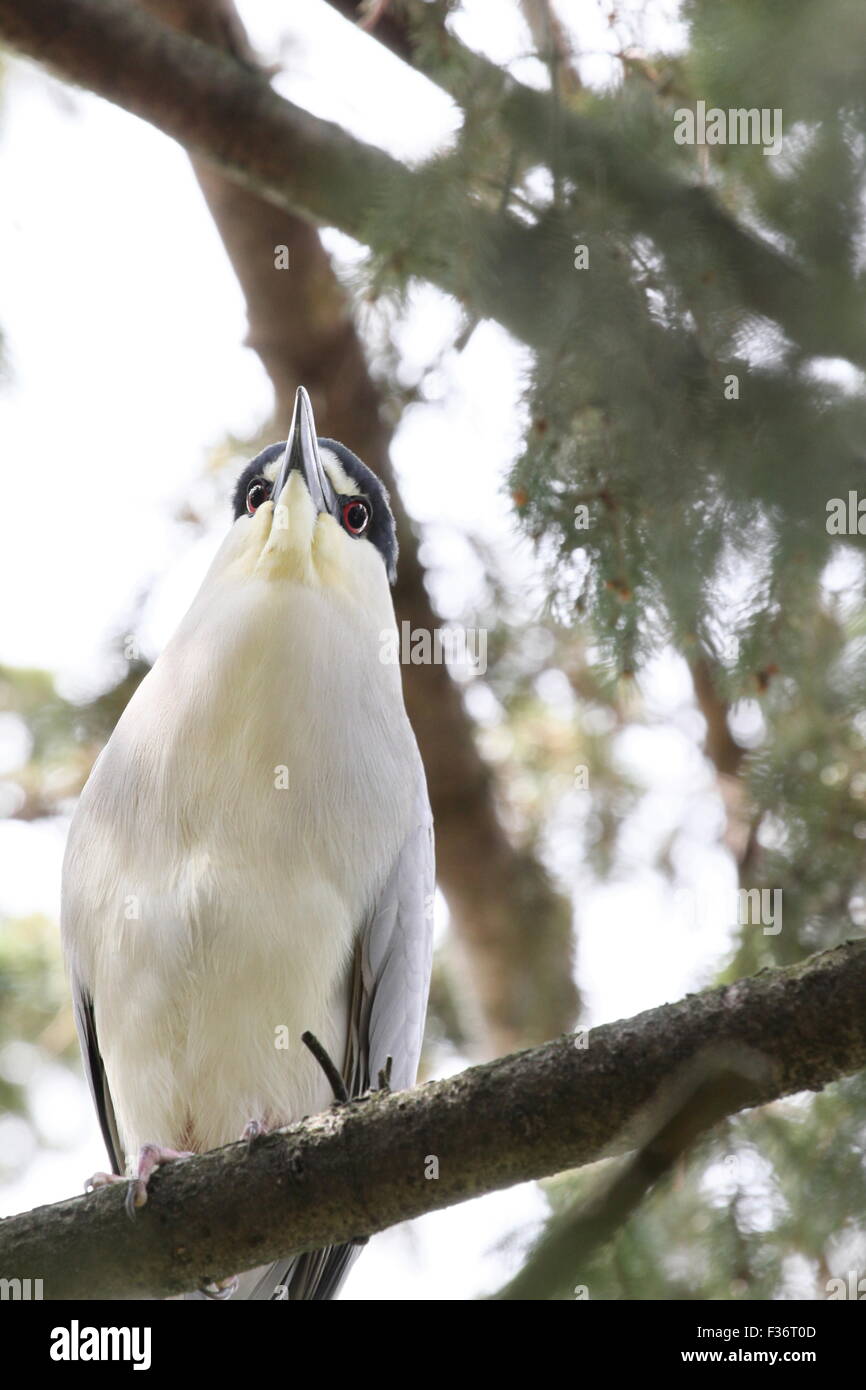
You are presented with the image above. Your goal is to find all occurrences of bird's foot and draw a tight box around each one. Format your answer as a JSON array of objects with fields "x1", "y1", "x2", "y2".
[
  {"x1": 87, "y1": 1143, "x2": 195, "y2": 1219},
  {"x1": 195, "y1": 1121, "x2": 269, "y2": 1299},
  {"x1": 85, "y1": 1169, "x2": 123, "y2": 1193},
  {"x1": 241, "y1": 1117, "x2": 267, "y2": 1146},
  {"x1": 200, "y1": 1275, "x2": 239, "y2": 1300}
]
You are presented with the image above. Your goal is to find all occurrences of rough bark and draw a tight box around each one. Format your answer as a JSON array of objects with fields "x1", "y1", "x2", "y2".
[{"x1": 2, "y1": 940, "x2": 864, "y2": 1299}]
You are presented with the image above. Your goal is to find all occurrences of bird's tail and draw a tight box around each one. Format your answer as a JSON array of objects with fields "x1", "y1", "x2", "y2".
[{"x1": 183, "y1": 1246, "x2": 361, "y2": 1301}]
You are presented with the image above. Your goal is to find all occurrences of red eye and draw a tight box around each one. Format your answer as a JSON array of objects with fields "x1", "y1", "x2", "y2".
[
  {"x1": 246, "y1": 478, "x2": 271, "y2": 514},
  {"x1": 342, "y1": 499, "x2": 371, "y2": 536}
]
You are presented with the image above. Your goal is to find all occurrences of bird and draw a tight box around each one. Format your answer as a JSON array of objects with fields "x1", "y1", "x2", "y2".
[{"x1": 60, "y1": 386, "x2": 435, "y2": 1300}]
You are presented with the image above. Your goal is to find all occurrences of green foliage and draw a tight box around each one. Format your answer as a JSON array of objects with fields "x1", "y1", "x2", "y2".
[
  {"x1": 0, "y1": 913, "x2": 72, "y2": 1172},
  {"x1": 0, "y1": 658, "x2": 150, "y2": 818},
  {"x1": 463, "y1": 1, "x2": 866, "y2": 1299},
  {"x1": 2, "y1": 0, "x2": 865, "y2": 1300},
  {"x1": 532, "y1": 1076, "x2": 866, "y2": 1301}
]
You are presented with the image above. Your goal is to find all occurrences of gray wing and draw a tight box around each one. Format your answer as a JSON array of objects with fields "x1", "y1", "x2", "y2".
[
  {"x1": 249, "y1": 800, "x2": 435, "y2": 1301},
  {"x1": 346, "y1": 813, "x2": 435, "y2": 1096},
  {"x1": 71, "y1": 973, "x2": 125, "y2": 1176}
]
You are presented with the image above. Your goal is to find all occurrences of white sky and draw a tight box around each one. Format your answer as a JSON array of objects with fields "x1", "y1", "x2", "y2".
[{"x1": 0, "y1": 0, "x2": 742, "y2": 1301}]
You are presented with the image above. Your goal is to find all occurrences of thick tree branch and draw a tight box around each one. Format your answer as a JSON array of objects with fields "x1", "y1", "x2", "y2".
[
  {"x1": 3, "y1": 940, "x2": 864, "y2": 1299},
  {"x1": 325, "y1": 0, "x2": 866, "y2": 367},
  {"x1": 2, "y1": 0, "x2": 864, "y2": 369},
  {"x1": 0, "y1": 0, "x2": 551, "y2": 352}
]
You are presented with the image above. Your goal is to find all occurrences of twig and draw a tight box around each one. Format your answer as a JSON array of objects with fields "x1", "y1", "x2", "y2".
[{"x1": 302, "y1": 1030, "x2": 349, "y2": 1104}]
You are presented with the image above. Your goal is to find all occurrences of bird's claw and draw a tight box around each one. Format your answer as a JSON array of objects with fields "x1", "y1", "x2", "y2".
[
  {"x1": 129, "y1": 1143, "x2": 196, "y2": 1216},
  {"x1": 200, "y1": 1275, "x2": 239, "y2": 1300},
  {"x1": 86, "y1": 1143, "x2": 196, "y2": 1219},
  {"x1": 85, "y1": 1169, "x2": 123, "y2": 1193},
  {"x1": 241, "y1": 1118, "x2": 266, "y2": 1147}
]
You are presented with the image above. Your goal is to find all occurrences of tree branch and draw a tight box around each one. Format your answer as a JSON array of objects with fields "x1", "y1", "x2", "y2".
[
  {"x1": 3, "y1": 940, "x2": 864, "y2": 1299},
  {"x1": 691, "y1": 654, "x2": 755, "y2": 867},
  {"x1": 3, "y1": 0, "x2": 864, "y2": 368},
  {"x1": 0, "y1": 0, "x2": 549, "y2": 351},
  {"x1": 324, "y1": 0, "x2": 866, "y2": 367}
]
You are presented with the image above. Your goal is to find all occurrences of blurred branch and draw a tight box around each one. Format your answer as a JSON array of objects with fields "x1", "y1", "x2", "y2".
[
  {"x1": 691, "y1": 656, "x2": 745, "y2": 781},
  {"x1": 495, "y1": 1044, "x2": 769, "y2": 1299},
  {"x1": 690, "y1": 654, "x2": 757, "y2": 868},
  {"x1": 323, "y1": 0, "x2": 866, "y2": 366},
  {"x1": 0, "y1": 0, "x2": 554, "y2": 352},
  {"x1": 518, "y1": 0, "x2": 583, "y2": 98},
  {"x1": 328, "y1": 0, "x2": 415, "y2": 62},
  {"x1": 2, "y1": 0, "x2": 865, "y2": 367},
  {"x1": 2, "y1": 939, "x2": 864, "y2": 1298}
]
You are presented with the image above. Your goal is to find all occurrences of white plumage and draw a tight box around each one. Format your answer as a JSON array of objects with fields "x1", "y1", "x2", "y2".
[{"x1": 61, "y1": 415, "x2": 433, "y2": 1298}]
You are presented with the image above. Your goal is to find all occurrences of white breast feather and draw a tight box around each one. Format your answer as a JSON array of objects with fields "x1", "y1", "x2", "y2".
[{"x1": 62, "y1": 503, "x2": 420, "y2": 1162}]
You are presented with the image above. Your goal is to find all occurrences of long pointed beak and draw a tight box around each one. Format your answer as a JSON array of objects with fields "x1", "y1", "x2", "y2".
[{"x1": 271, "y1": 386, "x2": 338, "y2": 517}]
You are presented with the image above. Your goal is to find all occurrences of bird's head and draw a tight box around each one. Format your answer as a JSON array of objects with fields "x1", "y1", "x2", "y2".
[
  {"x1": 172, "y1": 386, "x2": 403, "y2": 700},
  {"x1": 227, "y1": 387, "x2": 398, "y2": 600}
]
